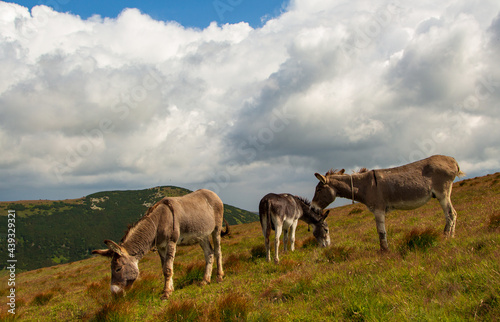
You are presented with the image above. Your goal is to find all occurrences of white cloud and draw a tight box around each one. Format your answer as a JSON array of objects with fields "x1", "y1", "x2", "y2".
[{"x1": 1, "y1": 1, "x2": 500, "y2": 210}]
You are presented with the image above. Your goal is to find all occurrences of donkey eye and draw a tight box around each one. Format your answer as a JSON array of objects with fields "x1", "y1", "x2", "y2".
[{"x1": 115, "y1": 267, "x2": 122, "y2": 272}]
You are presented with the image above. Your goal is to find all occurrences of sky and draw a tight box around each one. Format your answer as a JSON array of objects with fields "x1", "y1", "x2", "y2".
[
  {"x1": 4, "y1": 0, "x2": 287, "y2": 28},
  {"x1": 1, "y1": 0, "x2": 500, "y2": 211}
]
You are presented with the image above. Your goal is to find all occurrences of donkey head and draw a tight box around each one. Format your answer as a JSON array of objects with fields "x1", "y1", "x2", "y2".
[
  {"x1": 311, "y1": 209, "x2": 331, "y2": 247},
  {"x1": 92, "y1": 240, "x2": 139, "y2": 297},
  {"x1": 312, "y1": 170, "x2": 344, "y2": 210}
]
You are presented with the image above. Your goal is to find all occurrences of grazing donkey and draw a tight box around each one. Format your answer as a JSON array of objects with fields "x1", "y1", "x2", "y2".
[
  {"x1": 92, "y1": 189, "x2": 229, "y2": 299},
  {"x1": 312, "y1": 155, "x2": 465, "y2": 252},
  {"x1": 259, "y1": 193, "x2": 331, "y2": 263}
]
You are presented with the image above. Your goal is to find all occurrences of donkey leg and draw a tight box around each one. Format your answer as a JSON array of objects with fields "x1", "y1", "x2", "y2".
[
  {"x1": 264, "y1": 225, "x2": 271, "y2": 262},
  {"x1": 290, "y1": 220, "x2": 299, "y2": 252},
  {"x1": 283, "y1": 227, "x2": 289, "y2": 253},
  {"x1": 439, "y1": 197, "x2": 457, "y2": 238},
  {"x1": 159, "y1": 241, "x2": 177, "y2": 300},
  {"x1": 212, "y1": 230, "x2": 224, "y2": 282},
  {"x1": 436, "y1": 183, "x2": 458, "y2": 238},
  {"x1": 374, "y1": 210, "x2": 389, "y2": 252},
  {"x1": 274, "y1": 225, "x2": 283, "y2": 264},
  {"x1": 199, "y1": 236, "x2": 214, "y2": 285}
]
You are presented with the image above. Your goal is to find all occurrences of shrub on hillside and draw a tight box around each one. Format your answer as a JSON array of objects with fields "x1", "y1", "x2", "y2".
[
  {"x1": 398, "y1": 227, "x2": 439, "y2": 256},
  {"x1": 487, "y1": 213, "x2": 500, "y2": 231},
  {"x1": 250, "y1": 244, "x2": 267, "y2": 260},
  {"x1": 349, "y1": 207, "x2": 364, "y2": 215},
  {"x1": 30, "y1": 292, "x2": 54, "y2": 306}
]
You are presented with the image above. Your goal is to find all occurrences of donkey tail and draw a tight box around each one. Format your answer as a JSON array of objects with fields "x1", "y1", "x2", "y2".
[
  {"x1": 259, "y1": 198, "x2": 274, "y2": 233},
  {"x1": 456, "y1": 163, "x2": 466, "y2": 178},
  {"x1": 221, "y1": 218, "x2": 230, "y2": 237}
]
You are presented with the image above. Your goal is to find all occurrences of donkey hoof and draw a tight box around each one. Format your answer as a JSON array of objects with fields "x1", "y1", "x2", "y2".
[{"x1": 161, "y1": 292, "x2": 172, "y2": 301}]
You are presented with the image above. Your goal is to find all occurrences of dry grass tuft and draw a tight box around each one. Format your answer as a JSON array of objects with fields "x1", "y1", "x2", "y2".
[
  {"x1": 473, "y1": 294, "x2": 500, "y2": 320},
  {"x1": 324, "y1": 245, "x2": 352, "y2": 263},
  {"x1": 211, "y1": 292, "x2": 251, "y2": 321},
  {"x1": 224, "y1": 252, "x2": 250, "y2": 274},
  {"x1": 261, "y1": 287, "x2": 292, "y2": 303},
  {"x1": 250, "y1": 244, "x2": 267, "y2": 260},
  {"x1": 161, "y1": 298, "x2": 201, "y2": 321},
  {"x1": 176, "y1": 261, "x2": 205, "y2": 289},
  {"x1": 92, "y1": 299, "x2": 130, "y2": 321},
  {"x1": 398, "y1": 227, "x2": 440, "y2": 256},
  {"x1": 30, "y1": 292, "x2": 54, "y2": 306},
  {"x1": 349, "y1": 207, "x2": 364, "y2": 215},
  {"x1": 86, "y1": 278, "x2": 109, "y2": 300},
  {"x1": 299, "y1": 236, "x2": 318, "y2": 249},
  {"x1": 487, "y1": 213, "x2": 500, "y2": 231}
]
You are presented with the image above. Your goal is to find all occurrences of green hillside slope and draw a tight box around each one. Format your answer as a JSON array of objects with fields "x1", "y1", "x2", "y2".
[{"x1": 0, "y1": 186, "x2": 258, "y2": 271}]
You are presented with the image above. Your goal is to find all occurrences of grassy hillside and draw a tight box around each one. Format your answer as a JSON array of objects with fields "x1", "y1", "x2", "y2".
[
  {"x1": 1, "y1": 173, "x2": 499, "y2": 321},
  {"x1": 0, "y1": 186, "x2": 258, "y2": 271}
]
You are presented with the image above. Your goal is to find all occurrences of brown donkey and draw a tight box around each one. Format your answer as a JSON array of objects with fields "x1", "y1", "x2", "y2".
[
  {"x1": 312, "y1": 155, "x2": 465, "y2": 251},
  {"x1": 93, "y1": 189, "x2": 229, "y2": 299}
]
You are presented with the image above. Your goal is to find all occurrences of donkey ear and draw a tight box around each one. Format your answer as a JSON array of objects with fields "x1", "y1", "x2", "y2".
[
  {"x1": 104, "y1": 240, "x2": 128, "y2": 257},
  {"x1": 323, "y1": 209, "x2": 330, "y2": 219},
  {"x1": 315, "y1": 173, "x2": 327, "y2": 184},
  {"x1": 92, "y1": 249, "x2": 114, "y2": 257},
  {"x1": 338, "y1": 169, "x2": 345, "y2": 175}
]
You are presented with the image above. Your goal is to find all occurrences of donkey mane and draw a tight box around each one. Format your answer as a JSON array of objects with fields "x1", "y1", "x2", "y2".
[
  {"x1": 294, "y1": 195, "x2": 325, "y2": 222},
  {"x1": 296, "y1": 195, "x2": 311, "y2": 206},
  {"x1": 120, "y1": 200, "x2": 162, "y2": 244},
  {"x1": 325, "y1": 169, "x2": 341, "y2": 176},
  {"x1": 325, "y1": 168, "x2": 369, "y2": 176}
]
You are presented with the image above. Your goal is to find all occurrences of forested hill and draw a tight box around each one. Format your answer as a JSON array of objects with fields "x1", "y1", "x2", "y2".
[{"x1": 0, "y1": 186, "x2": 258, "y2": 271}]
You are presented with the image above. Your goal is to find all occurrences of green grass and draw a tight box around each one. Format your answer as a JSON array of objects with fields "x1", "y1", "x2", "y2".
[{"x1": 1, "y1": 173, "x2": 500, "y2": 321}]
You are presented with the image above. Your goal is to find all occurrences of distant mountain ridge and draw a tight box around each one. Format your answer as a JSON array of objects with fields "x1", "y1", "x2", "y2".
[{"x1": 0, "y1": 186, "x2": 258, "y2": 271}]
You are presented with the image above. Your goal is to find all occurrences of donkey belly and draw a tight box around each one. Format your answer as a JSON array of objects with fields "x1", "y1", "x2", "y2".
[
  {"x1": 177, "y1": 219, "x2": 215, "y2": 246},
  {"x1": 389, "y1": 194, "x2": 432, "y2": 211},
  {"x1": 177, "y1": 231, "x2": 210, "y2": 246},
  {"x1": 176, "y1": 209, "x2": 217, "y2": 246},
  {"x1": 282, "y1": 217, "x2": 298, "y2": 230}
]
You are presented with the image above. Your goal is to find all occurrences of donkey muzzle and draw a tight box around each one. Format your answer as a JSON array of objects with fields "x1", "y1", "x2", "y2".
[{"x1": 110, "y1": 284, "x2": 125, "y2": 297}]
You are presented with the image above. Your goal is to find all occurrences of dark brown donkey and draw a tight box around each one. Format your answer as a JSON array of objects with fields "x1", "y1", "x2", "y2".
[
  {"x1": 259, "y1": 193, "x2": 331, "y2": 263},
  {"x1": 312, "y1": 155, "x2": 465, "y2": 251},
  {"x1": 93, "y1": 189, "x2": 229, "y2": 299}
]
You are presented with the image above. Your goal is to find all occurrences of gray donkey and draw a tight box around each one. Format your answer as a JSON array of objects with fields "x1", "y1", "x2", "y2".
[
  {"x1": 259, "y1": 193, "x2": 331, "y2": 263},
  {"x1": 93, "y1": 189, "x2": 229, "y2": 299}
]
